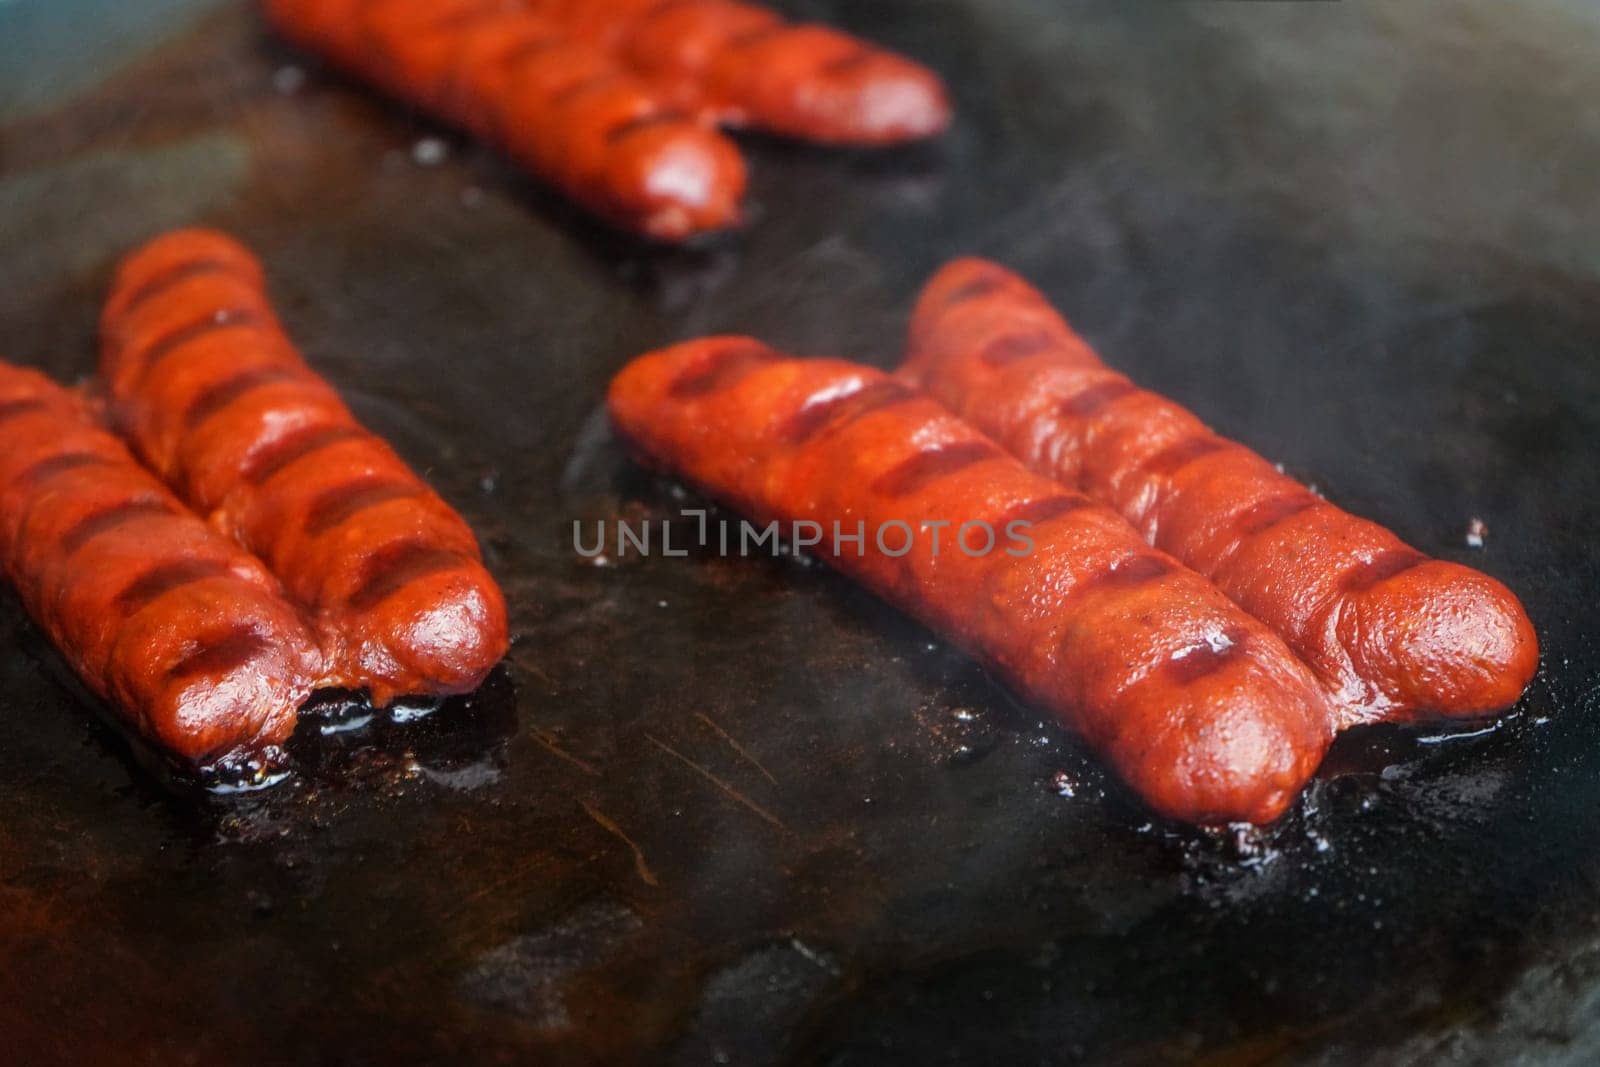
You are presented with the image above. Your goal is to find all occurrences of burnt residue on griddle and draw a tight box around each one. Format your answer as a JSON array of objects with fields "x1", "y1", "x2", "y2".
[{"x1": 2, "y1": 0, "x2": 1600, "y2": 1064}]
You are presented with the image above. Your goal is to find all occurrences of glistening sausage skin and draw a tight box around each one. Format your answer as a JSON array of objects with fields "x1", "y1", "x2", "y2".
[
  {"x1": 608, "y1": 336, "x2": 1338, "y2": 825},
  {"x1": 523, "y1": 0, "x2": 952, "y2": 145},
  {"x1": 0, "y1": 361, "x2": 321, "y2": 770},
  {"x1": 903, "y1": 258, "x2": 1538, "y2": 725},
  {"x1": 101, "y1": 229, "x2": 509, "y2": 708},
  {"x1": 262, "y1": 0, "x2": 747, "y2": 241}
]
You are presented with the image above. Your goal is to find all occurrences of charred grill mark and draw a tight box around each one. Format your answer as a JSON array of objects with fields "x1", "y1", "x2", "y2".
[
  {"x1": 724, "y1": 23, "x2": 787, "y2": 48},
  {"x1": 133, "y1": 308, "x2": 263, "y2": 377},
  {"x1": 667, "y1": 342, "x2": 774, "y2": 399},
  {"x1": 59, "y1": 499, "x2": 173, "y2": 556},
  {"x1": 114, "y1": 258, "x2": 240, "y2": 315},
  {"x1": 605, "y1": 108, "x2": 690, "y2": 143},
  {"x1": 116, "y1": 558, "x2": 234, "y2": 615},
  {"x1": 348, "y1": 540, "x2": 465, "y2": 611},
  {"x1": 637, "y1": 0, "x2": 699, "y2": 28},
  {"x1": 994, "y1": 494, "x2": 1094, "y2": 530},
  {"x1": 1140, "y1": 436, "x2": 1229, "y2": 479},
  {"x1": 872, "y1": 441, "x2": 999, "y2": 498},
  {"x1": 450, "y1": 35, "x2": 556, "y2": 136},
  {"x1": 359, "y1": 0, "x2": 494, "y2": 44},
  {"x1": 181, "y1": 366, "x2": 301, "y2": 432},
  {"x1": 548, "y1": 72, "x2": 619, "y2": 106},
  {"x1": 781, "y1": 379, "x2": 915, "y2": 444},
  {"x1": 940, "y1": 272, "x2": 1007, "y2": 307},
  {"x1": 1229, "y1": 493, "x2": 1319, "y2": 544},
  {"x1": 0, "y1": 398, "x2": 47, "y2": 424},
  {"x1": 166, "y1": 626, "x2": 272, "y2": 681},
  {"x1": 1058, "y1": 379, "x2": 1138, "y2": 419},
  {"x1": 16, "y1": 452, "x2": 112, "y2": 488},
  {"x1": 495, "y1": 35, "x2": 566, "y2": 72},
  {"x1": 1070, "y1": 553, "x2": 1174, "y2": 601},
  {"x1": 820, "y1": 47, "x2": 875, "y2": 75},
  {"x1": 303, "y1": 477, "x2": 421, "y2": 537},
  {"x1": 242, "y1": 424, "x2": 363, "y2": 485},
  {"x1": 1154, "y1": 631, "x2": 1248, "y2": 687},
  {"x1": 422, "y1": 4, "x2": 505, "y2": 35},
  {"x1": 1341, "y1": 548, "x2": 1429, "y2": 594},
  {"x1": 979, "y1": 330, "x2": 1057, "y2": 369}
]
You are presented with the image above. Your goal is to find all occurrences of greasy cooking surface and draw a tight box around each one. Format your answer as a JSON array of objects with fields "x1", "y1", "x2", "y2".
[{"x1": 2, "y1": 0, "x2": 1599, "y2": 1062}]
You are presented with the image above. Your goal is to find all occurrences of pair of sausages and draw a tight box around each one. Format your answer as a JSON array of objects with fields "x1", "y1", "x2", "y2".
[
  {"x1": 260, "y1": 0, "x2": 949, "y2": 240},
  {"x1": 0, "y1": 230, "x2": 508, "y2": 773},
  {"x1": 610, "y1": 298, "x2": 1537, "y2": 823},
  {"x1": 0, "y1": 362, "x2": 320, "y2": 769},
  {"x1": 100, "y1": 229, "x2": 510, "y2": 710},
  {"x1": 902, "y1": 259, "x2": 1538, "y2": 728},
  {"x1": 263, "y1": 0, "x2": 747, "y2": 241},
  {"x1": 523, "y1": 0, "x2": 953, "y2": 145},
  {"x1": 610, "y1": 338, "x2": 1336, "y2": 825}
]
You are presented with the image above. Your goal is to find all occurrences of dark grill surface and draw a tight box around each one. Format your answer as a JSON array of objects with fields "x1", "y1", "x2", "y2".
[{"x1": 1, "y1": 1, "x2": 1598, "y2": 1063}]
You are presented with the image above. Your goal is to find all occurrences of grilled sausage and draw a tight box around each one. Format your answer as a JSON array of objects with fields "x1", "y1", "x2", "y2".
[
  {"x1": 524, "y1": 0, "x2": 952, "y2": 145},
  {"x1": 261, "y1": 0, "x2": 746, "y2": 242},
  {"x1": 0, "y1": 361, "x2": 322, "y2": 770},
  {"x1": 608, "y1": 337, "x2": 1337, "y2": 825},
  {"x1": 902, "y1": 259, "x2": 1539, "y2": 726},
  {"x1": 100, "y1": 229, "x2": 509, "y2": 707}
]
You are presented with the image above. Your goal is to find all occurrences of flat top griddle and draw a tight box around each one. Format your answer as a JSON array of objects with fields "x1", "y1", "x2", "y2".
[{"x1": 1, "y1": 1, "x2": 1598, "y2": 1063}]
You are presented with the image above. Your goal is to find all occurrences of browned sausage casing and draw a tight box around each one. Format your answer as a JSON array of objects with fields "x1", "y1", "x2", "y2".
[
  {"x1": 609, "y1": 337, "x2": 1338, "y2": 825},
  {"x1": 261, "y1": 0, "x2": 747, "y2": 242},
  {"x1": 0, "y1": 361, "x2": 322, "y2": 769},
  {"x1": 903, "y1": 259, "x2": 1539, "y2": 726},
  {"x1": 101, "y1": 229, "x2": 509, "y2": 707},
  {"x1": 524, "y1": 0, "x2": 952, "y2": 145}
]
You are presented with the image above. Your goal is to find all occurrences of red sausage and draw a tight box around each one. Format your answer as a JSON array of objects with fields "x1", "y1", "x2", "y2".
[
  {"x1": 524, "y1": 0, "x2": 952, "y2": 145},
  {"x1": 261, "y1": 0, "x2": 747, "y2": 242},
  {"x1": 100, "y1": 229, "x2": 510, "y2": 708},
  {"x1": 902, "y1": 259, "x2": 1539, "y2": 725},
  {"x1": 609, "y1": 337, "x2": 1337, "y2": 825},
  {"x1": 0, "y1": 361, "x2": 322, "y2": 770}
]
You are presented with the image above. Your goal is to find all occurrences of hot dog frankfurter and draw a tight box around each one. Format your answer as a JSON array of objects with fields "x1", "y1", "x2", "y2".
[
  {"x1": 902, "y1": 259, "x2": 1539, "y2": 726},
  {"x1": 261, "y1": 0, "x2": 746, "y2": 242},
  {"x1": 523, "y1": 0, "x2": 952, "y2": 145},
  {"x1": 609, "y1": 337, "x2": 1338, "y2": 825},
  {"x1": 0, "y1": 361, "x2": 322, "y2": 770},
  {"x1": 101, "y1": 229, "x2": 509, "y2": 708}
]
